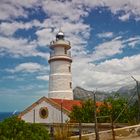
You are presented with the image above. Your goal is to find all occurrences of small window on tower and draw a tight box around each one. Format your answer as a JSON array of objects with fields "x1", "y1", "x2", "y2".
[
  {"x1": 64, "y1": 48, "x2": 67, "y2": 54},
  {"x1": 69, "y1": 66, "x2": 71, "y2": 72},
  {"x1": 70, "y1": 82, "x2": 72, "y2": 88}
]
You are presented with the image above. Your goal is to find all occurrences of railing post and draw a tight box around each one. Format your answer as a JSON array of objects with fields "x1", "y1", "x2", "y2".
[
  {"x1": 93, "y1": 92, "x2": 100, "y2": 140},
  {"x1": 110, "y1": 115, "x2": 115, "y2": 140},
  {"x1": 79, "y1": 122, "x2": 82, "y2": 140}
]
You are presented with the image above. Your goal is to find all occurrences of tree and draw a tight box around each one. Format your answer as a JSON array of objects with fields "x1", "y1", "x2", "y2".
[
  {"x1": 0, "y1": 116, "x2": 50, "y2": 140},
  {"x1": 127, "y1": 100, "x2": 139, "y2": 124},
  {"x1": 98, "y1": 93, "x2": 139, "y2": 123},
  {"x1": 70, "y1": 94, "x2": 139, "y2": 124},
  {"x1": 69, "y1": 99, "x2": 95, "y2": 123}
]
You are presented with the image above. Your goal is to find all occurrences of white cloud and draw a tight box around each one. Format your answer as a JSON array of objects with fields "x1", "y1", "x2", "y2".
[
  {"x1": 0, "y1": 36, "x2": 36, "y2": 56},
  {"x1": 89, "y1": 36, "x2": 140, "y2": 61},
  {"x1": 97, "y1": 32, "x2": 114, "y2": 38},
  {"x1": 95, "y1": 54, "x2": 140, "y2": 75},
  {"x1": 72, "y1": 0, "x2": 140, "y2": 21},
  {"x1": 0, "y1": 20, "x2": 41, "y2": 36},
  {"x1": 1, "y1": 0, "x2": 140, "y2": 22},
  {"x1": 36, "y1": 75, "x2": 49, "y2": 81},
  {"x1": 0, "y1": 2, "x2": 27, "y2": 20},
  {"x1": 42, "y1": 0, "x2": 89, "y2": 22},
  {"x1": 0, "y1": 36, "x2": 50, "y2": 60},
  {"x1": 119, "y1": 13, "x2": 130, "y2": 21},
  {"x1": 72, "y1": 54, "x2": 140, "y2": 91},
  {"x1": 36, "y1": 27, "x2": 55, "y2": 46},
  {"x1": 92, "y1": 38, "x2": 124, "y2": 61},
  {"x1": 0, "y1": 0, "x2": 41, "y2": 20},
  {"x1": 124, "y1": 36, "x2": 140, "y2": 47},
  {"x1": 101, "y1": 0, "x2": 140, "y2": 21},
  {"x1": 7, "y1": 62, "x2": 45, "y2": 73}
]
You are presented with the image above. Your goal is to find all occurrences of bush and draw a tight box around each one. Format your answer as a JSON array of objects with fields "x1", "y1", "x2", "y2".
[{"x1": 0, "y1": 116, "x2": 50, "y2": 140}]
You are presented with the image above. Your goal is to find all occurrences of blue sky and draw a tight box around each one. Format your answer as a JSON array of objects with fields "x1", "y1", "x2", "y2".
[{"x1": 0, "y1": 0, "x2": 140, "y2": 112}]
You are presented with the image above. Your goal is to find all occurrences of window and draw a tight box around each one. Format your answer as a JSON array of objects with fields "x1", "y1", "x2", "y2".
[
  {"x1": 64, "y1": 48, "x2": 67, "y2": 54},
  {"x1": 70, "y1": 82, "x2": 72, "y2": 88},
  {"x1": 39, "y1": 107, "x2": 49, "y2": 119},
  {"x1": 68, "y1": 66, "x2": 71, "y2": 72}
]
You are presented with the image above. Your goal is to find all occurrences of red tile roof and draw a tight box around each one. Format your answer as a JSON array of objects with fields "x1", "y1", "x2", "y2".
[
  {"x1": 50, "y1": 98, "x2": 103, "y2": 112},
  {"x1": 50, "y1": 98, "x2": 81, "y2": 112}
]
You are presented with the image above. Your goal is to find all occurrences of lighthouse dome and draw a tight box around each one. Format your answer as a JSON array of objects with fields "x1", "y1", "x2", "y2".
[{"x1": 56, "y1": 31, "x2": 64, "y2": 40}]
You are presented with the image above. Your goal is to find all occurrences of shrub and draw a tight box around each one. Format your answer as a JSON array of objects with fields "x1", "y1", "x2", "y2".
[{"x1": 0, "y1": 116, "x2": 50, "y2": 140}]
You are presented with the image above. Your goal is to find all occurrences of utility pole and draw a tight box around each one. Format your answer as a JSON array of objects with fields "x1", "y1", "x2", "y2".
[
  {"x1": 33, "y1": 109, "x2": 35, "y2": 123},
  {"x1": 61, "y1": 99, "x2": 63, "y2": 139},
  {"x1": 61, "y1": 101, "x2": 63, "y2": 124},
  {"x1": 131, "y1": 76, "x2": 140, "y2": 122},
  {"x1": 110, "y1": 115, "x2": 115, "y2": 140},
  {"x1": 93, "y1": 92, "x2": 99, "y2": 140}
]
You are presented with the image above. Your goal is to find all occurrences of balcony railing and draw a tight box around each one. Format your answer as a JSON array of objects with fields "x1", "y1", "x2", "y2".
[
  {"x1": 50, "y1": 39, "x2": 70, "y2": 46},
  {"x1": 50, "y1": 51, "x2": 71, "y2": 58}
]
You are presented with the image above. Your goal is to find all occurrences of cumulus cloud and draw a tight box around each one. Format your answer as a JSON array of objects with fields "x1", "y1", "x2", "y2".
[
  {"x1": 72, "y1": 54, "x2": 140, "y2": 91},
  {"x1": 0, "y1": 36, "x2": 50, "y2": 59},
  {"x1": 119, "y1": 13, "x2": 130, "y2": 21},
  {"x1": 1, "y1": 0, "x2": 140, "y2": 22},
  {"x1": 95, "y1": 54, "x2": 140, "y2": 75},
  {"x1": 102, "y1": 0, "x2": 140, "y2": 21},
  {"x1": 1, "y1": 0, "x2": 140, "y2": 59},
  {"x1": 36, "y1": 75, "x2": 49, "y2": 81},
  {"x1": 97, "y1": 32, "x2": 114, "y2": 38},
  {"x1": 42, "y1": 0, "x2": 89, "y2": 22},
  {"x1": 90, "y1": 36, "x2": 140, "y2": 61},
  {"x1": 7, "y1": 62, "x2": 45, "y2": 73},
  {"x1": 0, "y1": 20, "x2": 41, "y2": 36},
  {"x1": 124, "y1": 36, "x2": 140, "y2": 47},
  {"x1": 0, "y1": 0, "x2": 41, "y2": 20},
  {"x1": 0, "y1": 36, "x2": 36, "y2": 56},
  {"x1": 92, "y1": 38, "x2": 124, "y2": 61}
]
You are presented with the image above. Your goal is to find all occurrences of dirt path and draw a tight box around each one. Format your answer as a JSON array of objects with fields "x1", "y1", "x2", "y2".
[{"x1": 117, "y1": 136, "x2": 140, "y2": 140}]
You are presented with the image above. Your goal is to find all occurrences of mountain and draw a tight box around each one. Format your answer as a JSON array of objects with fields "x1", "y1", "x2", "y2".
[
  {"x1": 73, "y1": 84, "x2": 140, "y2": 101},
  {"x1": 117, "y1": 84, "x2": 140, "y2": 100},
  {"x1": 73, "y1": 87, "x2": 110, "y2": 101},
  {"x1": 117, "y1": 84, "x2": 136, "y2": 98}
]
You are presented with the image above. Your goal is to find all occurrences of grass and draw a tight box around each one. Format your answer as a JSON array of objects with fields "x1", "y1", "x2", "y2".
[{"x1": 54, "y1": 124, "x2": 71, "y2": 140}]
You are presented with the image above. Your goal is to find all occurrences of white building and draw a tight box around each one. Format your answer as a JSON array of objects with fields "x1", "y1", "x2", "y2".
[
  {"x1": 19, "y1": 96, "x2": 80, "y2": 123},
  {"x1": 19, "y1": 31, "x2": 80, "y2": 123}
]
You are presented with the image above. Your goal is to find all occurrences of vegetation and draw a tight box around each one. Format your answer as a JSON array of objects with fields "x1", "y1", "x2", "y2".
[
  {"x1": 98, "y1": 94, "x2": 127, "y2": 123},
  {"x1": 70, "y1": 94, "x2": 139, "y2": 124},
  {"x1": 0, "y1": 116, "x2": 50, "y2": 140},
  {"x1": 54, "y1": 124, "x2": 70, "y2": 140},
  {"x1": 69, "y1": 99, "x2": 94, "y2": 123},
  {"x1": 98, "y1": 94, "x2": 139, "y2": 123}
]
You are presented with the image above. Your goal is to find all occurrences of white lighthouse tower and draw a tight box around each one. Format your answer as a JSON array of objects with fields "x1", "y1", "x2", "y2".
[{"x1": 48, "y1": 30, "x2": 73, "y2": 100}]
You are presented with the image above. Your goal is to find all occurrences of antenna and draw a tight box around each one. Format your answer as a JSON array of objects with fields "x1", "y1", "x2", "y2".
[{"x1": 59, "y1": 26, "x2": 62, "y2": 32}]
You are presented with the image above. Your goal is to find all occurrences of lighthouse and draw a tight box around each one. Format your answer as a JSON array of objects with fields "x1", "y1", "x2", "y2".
[
  {"x1": 48, "y1": 30, "x2": 73, "y2": 100},
  {"x1": 19, "y1": 31, "x2": 80, "y2": 123}
]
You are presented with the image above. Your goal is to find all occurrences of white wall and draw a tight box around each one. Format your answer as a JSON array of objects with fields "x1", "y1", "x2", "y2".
[
  {"x1": 21, "y1": 101, "x2": 69, "y2": 123},
  {"x1": 50, "y1": 60, "x2": 71, "y2": 74}
]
